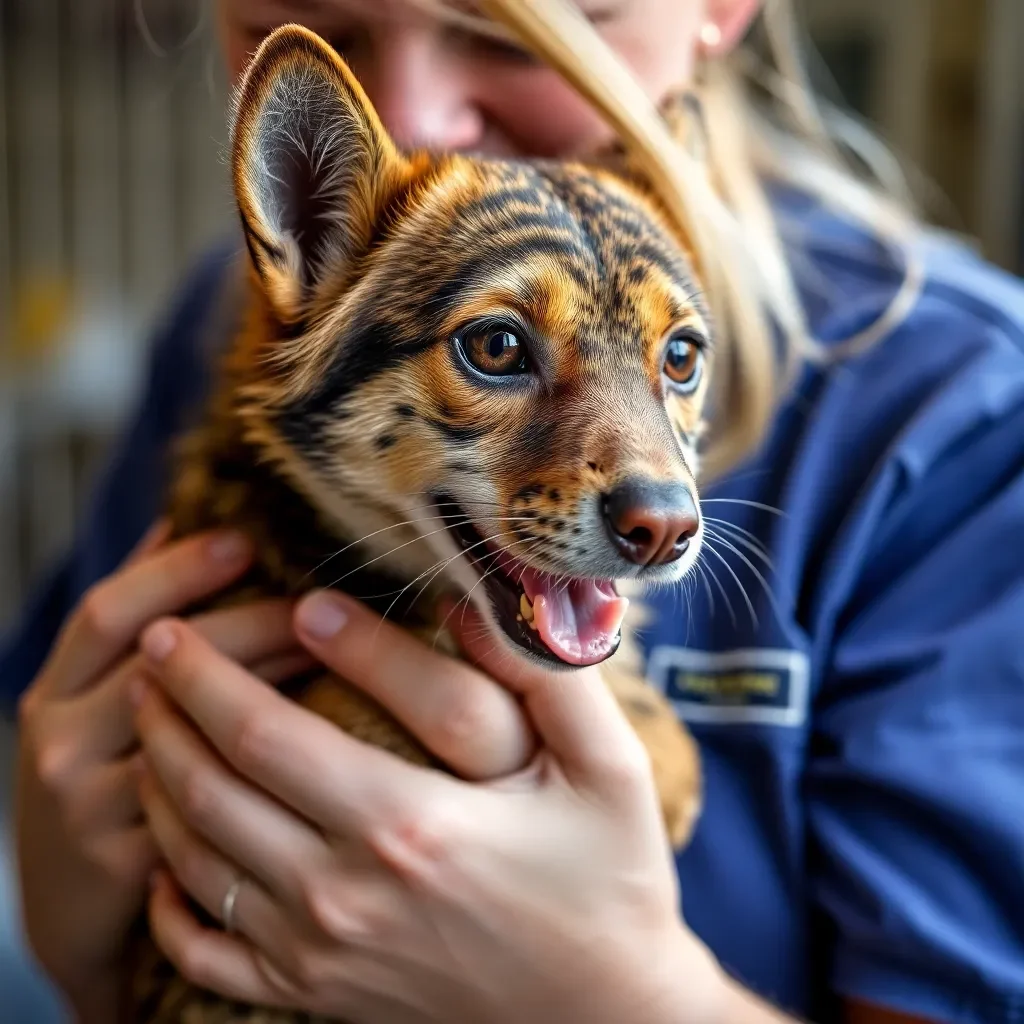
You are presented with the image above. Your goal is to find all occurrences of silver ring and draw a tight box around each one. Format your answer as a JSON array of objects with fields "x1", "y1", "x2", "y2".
[{"x1": 221, "y1": 876, "x2": 243, "y2": 933}]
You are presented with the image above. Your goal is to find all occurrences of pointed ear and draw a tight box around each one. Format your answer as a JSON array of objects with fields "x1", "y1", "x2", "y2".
[
  {"x1": 584, "y1": 90, "x2": 707, "y2": 182},
  {"x1": 658, "y1": 91, "x2": 708, "y2": 164},
  {"x1": 230, "y1": 25, "x2": 409, "y2": 324}
]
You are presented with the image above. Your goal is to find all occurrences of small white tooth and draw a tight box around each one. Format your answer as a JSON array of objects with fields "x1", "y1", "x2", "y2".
[{"x1": 520, "y1": 592, "x2": 535, "y2": 622}]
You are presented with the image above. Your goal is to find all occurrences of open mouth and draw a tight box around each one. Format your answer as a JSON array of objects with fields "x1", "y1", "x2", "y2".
[{"x1": 438, "y1": 499, "x2": 629, "y2": 668}]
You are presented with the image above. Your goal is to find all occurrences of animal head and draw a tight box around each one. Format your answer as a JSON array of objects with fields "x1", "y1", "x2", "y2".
[{"x1": 229, "y1": 24, "x2": 712, "y2": 669}]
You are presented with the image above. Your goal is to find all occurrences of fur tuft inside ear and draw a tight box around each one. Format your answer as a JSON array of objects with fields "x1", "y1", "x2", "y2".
[{"x1": 230, "y1": 24, "x2": 409, "y2": 324}]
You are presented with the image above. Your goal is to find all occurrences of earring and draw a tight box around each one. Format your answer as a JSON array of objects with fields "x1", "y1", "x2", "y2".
[{"x1": 699, "y1": 23, "x2": 723, "y2": 50}]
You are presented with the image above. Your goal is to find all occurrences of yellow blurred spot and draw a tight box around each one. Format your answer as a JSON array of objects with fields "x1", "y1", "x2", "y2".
[{"x1": 8, "y1": 275, "x2": 74, "y2": 365}]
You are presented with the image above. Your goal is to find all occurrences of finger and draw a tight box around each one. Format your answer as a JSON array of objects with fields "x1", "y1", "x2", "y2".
[
  {"x1": 50, "y1": 664, "x2": 142, "y2": 767},
  {"x1": 65, "y1": 754, "x2": 145, "y2": 836},
  {"x1": 138, "y1": 618, "x2": 448, "y2": 837},
  {"x1": 293, "y1": 589, "x2": 536, "y2": 780},
  {"x1": 187, "y1": 598, "x2": 317, "y2": 682},
  {"x1": 143, "y1": 773, "x2": 399, "y2": 999},
  {"x1": 452, "y1": 605, "x2": 644, "y2": 790},
  {"x1": 140, "y1": 770, "x2": 289, "y2": 943},
  {"x1": 87, "y1": 823, "x2": 161, "y2": 892},
  {"x1": 41, "y1": 530, "x2": 254, "y2": 698},
  {"x1": 188, "y1": 598, "x2": 302, "y2": 666},
  {"x1": 250, "y1": 651, "x2": 320, "y2": 685},
  {"x1": 123, "y1": 519, "x2": 173, "y2": 566},
  {"x1": 56, "y1": 599, "x2": 305, "y2": 769},
  {"x1": 148, "y1": 872, "x2": 291, "y2": 1009},
  {"x1": 137, "y1": 685, "x2": 327, "y2": 907}
]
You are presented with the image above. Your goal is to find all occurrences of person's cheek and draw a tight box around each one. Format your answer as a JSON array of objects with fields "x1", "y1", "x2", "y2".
[
  {"x1": 477, "y1": 70, "x2": 617, "y2": 158},
  {"x1": 611, "y1": 0, "x2": 701, "y2": 87},
  {"x1": 472, "y1": 25, "x2": 694, "y2": 161},
  {"x1": 609, "y1": 28, "x2": 695, "y2": 103}
]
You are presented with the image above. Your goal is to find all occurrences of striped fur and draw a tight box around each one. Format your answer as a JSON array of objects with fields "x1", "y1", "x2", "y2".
[{"x1": 128, "y1": 25, "x2": 708, "y2": 1023}]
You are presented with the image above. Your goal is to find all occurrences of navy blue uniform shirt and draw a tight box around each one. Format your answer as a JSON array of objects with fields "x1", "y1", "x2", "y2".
[{"x1": 3, "y1": 192, "x2": 1023, "y2": 1022}]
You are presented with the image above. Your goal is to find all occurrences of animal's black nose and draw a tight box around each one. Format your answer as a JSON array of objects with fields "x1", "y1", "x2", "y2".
[{"x1": 602, "y1": 478, "x2": 699, "y2": 566}]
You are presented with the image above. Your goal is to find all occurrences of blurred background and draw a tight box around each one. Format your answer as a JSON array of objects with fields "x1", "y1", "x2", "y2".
[{"x1": 0, "y1": 0, "x2": 1022, "y2": 1018}]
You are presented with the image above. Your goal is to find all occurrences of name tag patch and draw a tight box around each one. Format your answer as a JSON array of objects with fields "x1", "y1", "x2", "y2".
[{"x1": 645, "y1": 647, "x2": 810, "y2": 726}]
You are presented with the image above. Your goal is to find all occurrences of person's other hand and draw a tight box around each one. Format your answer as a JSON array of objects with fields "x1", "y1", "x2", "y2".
[
  {"x1": 134, "y1": 589, "x2": 725, "y2": 1024},
  {"x1": 14, "y1": 524, "x2": 313, "y2": 1022}
]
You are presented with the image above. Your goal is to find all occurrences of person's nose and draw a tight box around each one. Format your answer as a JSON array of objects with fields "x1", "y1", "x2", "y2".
[{"x1": 362, "y1": 31, "x2": 484, "y2": 153}]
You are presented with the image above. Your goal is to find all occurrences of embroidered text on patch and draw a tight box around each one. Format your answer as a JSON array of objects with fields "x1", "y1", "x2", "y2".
[{"x1": 646, "y1": 647, "x2": 810, "y2": 726}]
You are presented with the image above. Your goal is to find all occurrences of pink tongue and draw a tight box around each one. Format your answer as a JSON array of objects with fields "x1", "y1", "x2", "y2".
[{"x1": 519, "y1": 566, "x2": 629, "y2": 667}]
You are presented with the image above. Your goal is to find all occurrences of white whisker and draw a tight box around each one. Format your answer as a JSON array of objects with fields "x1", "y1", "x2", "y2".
[
  {"x1": 704, "y1": 523, "x2": 775, "y2": 573},
  {"x1": 320, "y1": 516, "x2": 533, "y2": 591},
  {"x1": 372, "y1": 525, "x2": 526, "y2": 636},
  {"x1": 696, "y1": 549, "x2": 738, "y2": 629},
  {"x1": 693, "y1": 558, "x2": 716, "y2": 619},
  {"x1": 704, "y1": 515, "x2": 774, "y2": 553},
  {"x1": 303, "y1": 512, "x2": 457, "y2": 579},
  {"x1": 702, "y1": 539, "x2": 759, "y2": 630},
  {"x1": 432, "y1": 538, "x2": 548, "y2": 651},
  {"x1": 703, "y1": 531, "x2": 788, "y2": 630},
  {"x1": 304, "y1": 494, "x2": 524, "y2": 579},
  {"x1": 701, "y1": 498, "x2": 787, "y2": 517}
]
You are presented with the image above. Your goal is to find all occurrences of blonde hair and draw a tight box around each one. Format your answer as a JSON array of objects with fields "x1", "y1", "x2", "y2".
[{"x1": 466, "y1": 0, "x2": 925, "y2": 479}]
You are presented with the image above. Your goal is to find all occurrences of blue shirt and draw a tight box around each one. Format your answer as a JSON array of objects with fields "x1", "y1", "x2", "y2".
[{"x1": 2, "y1": 193, "x2": 1023, "y2": 1023}]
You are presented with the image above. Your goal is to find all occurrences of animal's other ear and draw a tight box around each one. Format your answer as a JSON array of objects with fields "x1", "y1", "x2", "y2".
[
  {"x1": 584, "y1": 90, "x2": 707, "y2": 185},
  {"x1": 658, "y1": 91, "x2": 708, "y2": 164},
  {"x1": 230, "y1": 24, "x2": 410, "y2": 324}
]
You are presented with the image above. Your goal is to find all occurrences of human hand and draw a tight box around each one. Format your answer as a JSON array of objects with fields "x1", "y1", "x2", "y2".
[
  {"x1": 134, "y1": 589, "x2": 727, "y2": 1024},
  {"x1": 14, "y1": 524, "x2": 314, "y2": 1022}
]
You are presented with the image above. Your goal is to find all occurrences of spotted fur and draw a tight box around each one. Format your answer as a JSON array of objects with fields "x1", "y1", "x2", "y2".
[{"x1": 127, "y1": 24, "x2": 709, "y2": 1023}]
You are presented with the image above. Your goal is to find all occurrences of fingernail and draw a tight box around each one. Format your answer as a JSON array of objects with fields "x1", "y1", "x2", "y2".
[
  {"x1": 296, "y1": 590, "x2": 348, "y2": 639},
  {"x1": 207, "y1": 531, "x2": 250, "y2": 563},
  {"x1": 128, "y1": 674, "x2": 149, "y2": 710},
  {"x1": 142, "y1": 622, "x2": 177, "y2": 662}
]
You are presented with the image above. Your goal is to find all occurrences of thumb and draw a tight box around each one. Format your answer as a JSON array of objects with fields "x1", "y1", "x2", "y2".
[{"x1": 450, "y1": 604, "x2": 646, "y2": 790}]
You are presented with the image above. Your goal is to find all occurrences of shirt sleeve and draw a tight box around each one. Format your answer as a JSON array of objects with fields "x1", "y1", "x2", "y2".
[
  {"x1": 0, "y1": 243, "x2": 238, "y2": 713},
  {"x1": 806, "y1": 335, "x2": 1024, "y2": 1023}
]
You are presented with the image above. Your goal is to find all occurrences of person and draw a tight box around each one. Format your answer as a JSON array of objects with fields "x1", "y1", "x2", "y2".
[{"x1": 2, "y1": 0, "x2": 1023, "y2": 1021}]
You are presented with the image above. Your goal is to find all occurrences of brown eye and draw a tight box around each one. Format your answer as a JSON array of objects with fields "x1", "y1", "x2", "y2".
[
  {"x1": 663, "y1": 333, "x2": 704, "y2": 393},
  {"x1": 458, "y1": 325, "x2": 529, "y2": 377}
]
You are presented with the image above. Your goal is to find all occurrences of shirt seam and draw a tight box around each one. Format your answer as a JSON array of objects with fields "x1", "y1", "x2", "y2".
[
  {"x1": 805, "y1": 241, "x2": 1024, "y2": 359},
  {"x1": 834, "y1": 947, "x2": 1024, "y2": 1024}
]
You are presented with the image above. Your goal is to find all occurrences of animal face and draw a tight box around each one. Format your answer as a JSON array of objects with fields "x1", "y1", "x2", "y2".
[{"x1": 230, "y1": 25, "x2": 711, "y2": 668}]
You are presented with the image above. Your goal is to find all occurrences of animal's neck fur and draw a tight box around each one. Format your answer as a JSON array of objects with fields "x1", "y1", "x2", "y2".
[{"x1": 164, "y1": 312, "x2": 439, "y2": 628}]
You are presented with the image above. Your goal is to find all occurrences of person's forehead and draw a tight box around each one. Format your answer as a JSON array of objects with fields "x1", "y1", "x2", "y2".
[{"x1": 234, "y1": 0, "x2": 627, "y2": 24}]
